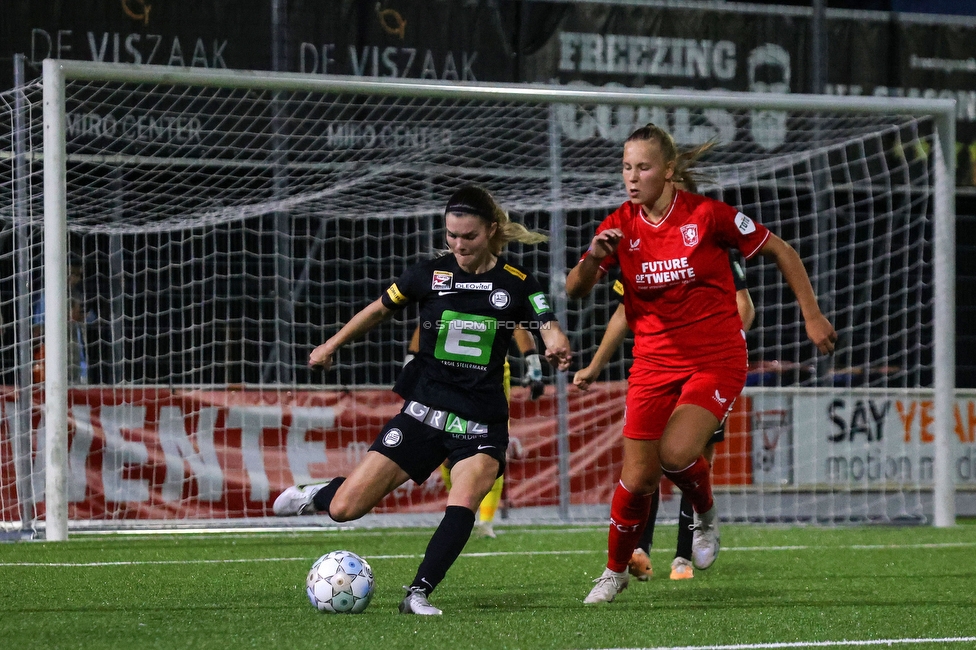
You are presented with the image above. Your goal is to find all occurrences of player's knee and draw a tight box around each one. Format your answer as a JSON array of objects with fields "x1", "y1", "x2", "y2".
[
  {"x1": 447, "y1": 489, "x2": 485, "y2": 513},
  {"x1": 327, "y1": 493, "x2": 359, "y2": 522},
  {"x1": 658, "y1": 447, "x2": 698, "y2": 472}
]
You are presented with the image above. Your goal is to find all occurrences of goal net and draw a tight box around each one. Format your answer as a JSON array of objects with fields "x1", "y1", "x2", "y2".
[{"x1": 0, "y1": 61, "x2": 959, "y2": 537}]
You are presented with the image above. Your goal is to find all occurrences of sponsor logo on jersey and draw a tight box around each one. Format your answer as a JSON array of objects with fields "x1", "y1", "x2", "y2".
[
  {"x1": 635, "y1": 257, "x2": 695, "y2": 287},
  {"x1": 529, "y1": 292, "x2": 551, "y2": 315},
  {"x1": 455, "y1": 282, "x2": 493, "y2": 290},
  {"x1": 386, "y1": 283, "x2": 408, "y2": 305},
  {"x1": 680, "y1": 224, "x2": 699, "y2": 247},
  {"x1": 435, "y1": 310, "x2": 498, "y2": 365},
  {"x1": 432, "y1": 271, "x2": 453, "y2": 290},
  {"x1": 489, "y1": 289, "x2": 511, "y2": 309},
  {"x1": 503, "y1": 264, "x2": 526, "y2": 280},
  {"x1": 735, "y1": 212, "x2": 757, "y2": 235},
  {"x1": 629, "y1": 238, "x2": 641, "y2": 251},
  {"x1": 382, "y1": 428, "x2": 403, "y2": 447}
]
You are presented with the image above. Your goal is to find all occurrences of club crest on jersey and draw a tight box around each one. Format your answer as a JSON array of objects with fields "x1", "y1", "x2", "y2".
[
  {"x1": 489, "y1": 289, "x2": 511, "y2": 309},
  {"x1": 382, "y1": 428, "x2": 403, "y2": 447},
  {"x1": 680, "y1": 224, "x2": 699, "y2": 247},
  {"x1": 431, "y1": 271, "x2": 453, "y2": 290}
]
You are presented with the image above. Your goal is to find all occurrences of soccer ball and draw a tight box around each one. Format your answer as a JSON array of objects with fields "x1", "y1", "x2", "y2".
[{"x1": 306, "y1": 550, "x2": 375, "y2": 614}]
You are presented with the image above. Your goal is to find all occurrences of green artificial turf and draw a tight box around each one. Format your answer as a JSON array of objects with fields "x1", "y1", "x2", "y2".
[{"x1": 1, "y1": 522, "x2": 974, "y2": 649}]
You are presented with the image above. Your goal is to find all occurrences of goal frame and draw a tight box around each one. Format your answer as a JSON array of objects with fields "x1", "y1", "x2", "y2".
[{"x1": 38, "y1": 58, "x2": 957, "y2": 540}]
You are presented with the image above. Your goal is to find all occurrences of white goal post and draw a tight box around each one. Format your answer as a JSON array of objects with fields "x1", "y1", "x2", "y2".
[{"x1": 3, "y1": 59, "x2": 960, "y2": 539}]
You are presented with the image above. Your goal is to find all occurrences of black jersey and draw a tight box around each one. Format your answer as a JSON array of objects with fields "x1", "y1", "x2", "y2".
[{"x1": 382, "y1": 254, "x2": 555, "y2": 422}]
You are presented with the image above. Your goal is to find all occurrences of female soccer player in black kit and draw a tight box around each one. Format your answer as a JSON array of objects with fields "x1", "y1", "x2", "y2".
[{"x1": 274, "y1": 185, "x2": 572, "y2": 615}]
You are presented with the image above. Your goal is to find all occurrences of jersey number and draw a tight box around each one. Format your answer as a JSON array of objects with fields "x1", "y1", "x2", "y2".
[{"x1": 435, "y1": 311, "x2": 497, "y2": 365}]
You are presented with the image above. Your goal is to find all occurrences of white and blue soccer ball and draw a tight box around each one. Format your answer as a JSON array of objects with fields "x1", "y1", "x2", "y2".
[{"x1": 306, "y1": 550, "x2": 375, "y2": 614}]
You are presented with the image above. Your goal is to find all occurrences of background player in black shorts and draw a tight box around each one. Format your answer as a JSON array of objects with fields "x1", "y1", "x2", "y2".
[{"x1": 274, "y1": 185, "x2": 571, "y2": 615}]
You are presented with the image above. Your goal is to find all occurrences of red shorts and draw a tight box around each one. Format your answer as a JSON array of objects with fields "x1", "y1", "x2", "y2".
[{"x1": 622, "y1": 360, "x2": 746, "y2": 441}]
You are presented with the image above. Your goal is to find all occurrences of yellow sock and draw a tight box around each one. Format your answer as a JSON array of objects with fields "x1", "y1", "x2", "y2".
[
  {"x1": 479, "y1": 475, "x2": 504, "y2": 523},
  {"x1": 440, "y1": 463, "x2": 452, "y2": 493}
]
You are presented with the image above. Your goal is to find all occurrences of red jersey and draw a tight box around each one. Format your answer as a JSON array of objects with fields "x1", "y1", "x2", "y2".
[{"x1": 587, "y1": 190, "x2": 770, "y2": 370}]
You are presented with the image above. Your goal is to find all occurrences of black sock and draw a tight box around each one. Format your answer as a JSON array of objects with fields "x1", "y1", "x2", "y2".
[
  {"x1": 409, "y1": 505, "x2": 476, "y2": 596},
  {"x1": 311, "y1": 477, "x2": 346, "y2": 518},
  {"x1": 675, "y1": 492, "x2": 694, "y2": 561},
  {"x1": 636, "y1": 489, "x2": 660, "y2": 553}
]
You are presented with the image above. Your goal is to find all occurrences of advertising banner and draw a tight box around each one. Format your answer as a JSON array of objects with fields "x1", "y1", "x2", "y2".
[
  {"x1": 520, "y1": 4, "x2": 976, "y2": 185},
  {"x1": 2, "y1": 0, "x2": 518, "y2": 87},
  {"x1": 4, "y1": 3, "x2": 974, "y2": 182},
  {"x1": 0, "y1": 383, "x2": 630, "y2": 522},
  {"x1": 4, "y1": 384, "x2": 972, "y2": 523},
  {"x1": 792, "y1": 391, "x2": 976, "y2": 486}
]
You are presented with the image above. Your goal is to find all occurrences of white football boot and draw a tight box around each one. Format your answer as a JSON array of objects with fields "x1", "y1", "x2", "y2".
[
  {"x1": 398, "y1": 586, "x2": 443, "y2": 615},
  {"x1": 583, "y1": 567, "x2": 630, "y2": 604},
  {"x1": 272, "y1": 481, "x2": 330, "y2": 516},
  {"x1": 691, "y1": 505, "x2": 720, "y2": 570},
  {"x1": 474, "y1": 520, "x2": 497, "y2": 539}
]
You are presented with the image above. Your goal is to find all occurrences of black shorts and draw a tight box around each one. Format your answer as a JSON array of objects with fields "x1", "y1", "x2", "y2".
[
  {"x1": 368, "y1": 400, "x2": 509, "y2": 484},
  {"x1": 709, "y1": 424, "x2": 725, "y2": 445}
]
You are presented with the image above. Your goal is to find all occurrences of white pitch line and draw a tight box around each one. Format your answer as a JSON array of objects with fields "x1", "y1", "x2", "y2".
[
  {"x1": 592, "y1": 636, "x2": 976, "y2": 650},
  {"x1": 0, "y1": 549, "x2": 594, "y2": 567},
  {"x1": 0, "y1": 557, "x2": 314, "y2": 567},
  {"x1": 1, "y1": 540, "x2": 975, "y2": 568}
]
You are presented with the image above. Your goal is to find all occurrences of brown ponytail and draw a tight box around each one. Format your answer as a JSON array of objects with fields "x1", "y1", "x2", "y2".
[{"x1": 444, "y1": 185, "x2": 547, "y2": 254}]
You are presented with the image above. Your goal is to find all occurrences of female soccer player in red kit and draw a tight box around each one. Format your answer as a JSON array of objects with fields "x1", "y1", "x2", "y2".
[{"x1": 566, "y1": 123, "x2": 837, "y2": 604}]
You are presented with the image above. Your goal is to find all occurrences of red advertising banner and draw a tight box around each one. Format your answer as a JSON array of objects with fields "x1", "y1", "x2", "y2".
[{"x1": 0, "y1": 383, "x2": 753, "y2": 523}]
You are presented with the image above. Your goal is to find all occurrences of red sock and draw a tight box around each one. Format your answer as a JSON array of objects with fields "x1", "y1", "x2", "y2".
[
  {"x1": 662, "y1": 456, "x2": 713, "y2": 514},
  {"x1": 607, "y1": 482, "x2": 653, "y2": 573}
]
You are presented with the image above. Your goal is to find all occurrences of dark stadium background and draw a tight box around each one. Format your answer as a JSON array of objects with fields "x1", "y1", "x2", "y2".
[{"x1": 1, "y1": 0, "x2": 973, "y2": 387}]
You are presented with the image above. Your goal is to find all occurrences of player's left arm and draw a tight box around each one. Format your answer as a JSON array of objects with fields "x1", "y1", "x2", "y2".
[
  {"x1": 404, "y1": 325, "x2": 422, "y2": 365},
  {"x1": 522, "y1": 272, "x2": 572, "y2": 370},
  {"x1": 756, "y1": 234, "x2": 836, "y2": 354},
  {"x1": 538, "y1": 321, "x2": 572, "y2": 371}
]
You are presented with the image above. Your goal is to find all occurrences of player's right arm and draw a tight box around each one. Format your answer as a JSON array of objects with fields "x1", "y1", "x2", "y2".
[
  {"x1": 574, "y1": 303, "x2": 629, "y2": 390},
  {"x1": 309, "y1": 298, "x2": 394, "y2": 371},
  {"x1": 565, "y1": 228, "x2": 623, "y2": 298}
]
